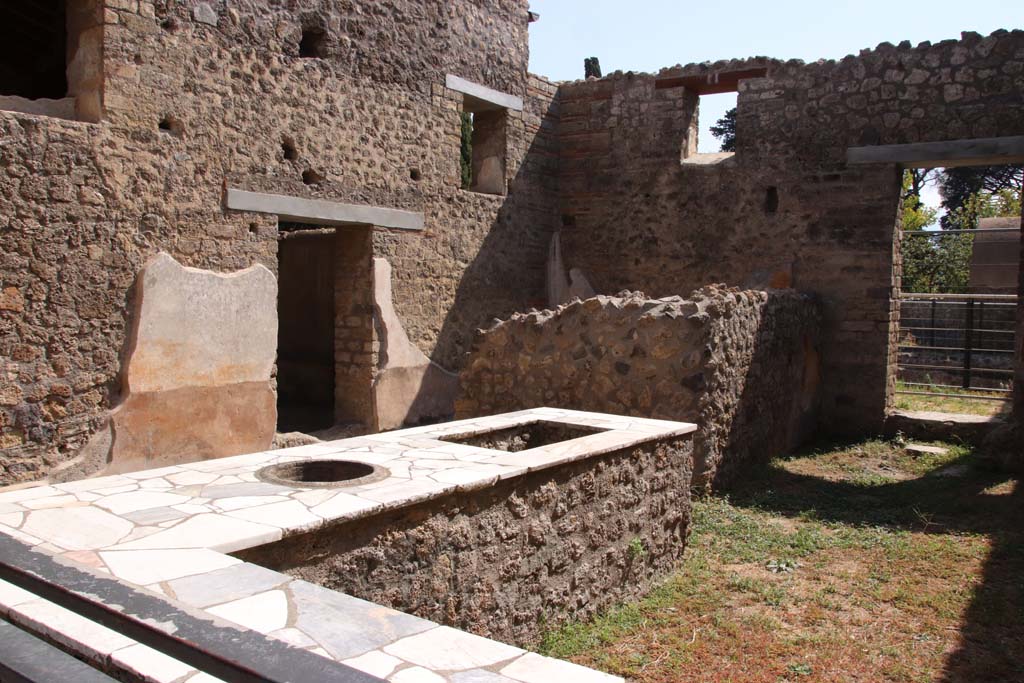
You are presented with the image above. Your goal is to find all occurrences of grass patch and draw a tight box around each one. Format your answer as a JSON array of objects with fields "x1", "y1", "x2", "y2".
[
  {"x1": 539, "y1": 437, "x2": 1023, "y2": 682},
  {"x1": 893, "y1": 380, "x2": 1012, "y2": 417}
]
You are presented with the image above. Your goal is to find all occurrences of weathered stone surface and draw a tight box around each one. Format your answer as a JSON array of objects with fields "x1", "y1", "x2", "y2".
[
  {"x1": 2, "y1": 9, "x2": 1023, "y2": 487},
  {"x1": 457, "y1": 286, "x2": 821, "y2": 489},
  {"x1": 192, "y1": 3, "x2": 218, "y2": 26},
  {"x1": 0, "y1": 96, "x2": 76, "y2": 120},
  {"x1": 546, "y1": 232, "x2": 571, "y2": 308},
  {"x1": 236, "y1": 437, "x2": 693, "y2": 648},
  {"x1": 905, "y1": 444, "x2": 949, "y2": 456},
  {"x1": 289, "y1": 580, "x2": 434, "y2": 661},
  {"x1": 0, "y1": 3, "x2": 555, "y2": 485},
  {"x1": 373, "y1": 365, "x2": 460, "y2": 432},
  {"x1": 81, "y1": 254, "x2": 280, "y2": 474},
  {"x1": 555, "y1": 35, "x2": 1024, "y2": 439},
  {"x1": 125, "y1": 253, "x2": 276, "y2": 394},
  {"x1": 108, "y1": 382, "x2": 276, "y2": 473},
  {"x1": 372, "y1": 258, "x2": 458, "y2": 430},
  {"x1": 885, "y1": 408, "x2": 1005, "y2": 445}
]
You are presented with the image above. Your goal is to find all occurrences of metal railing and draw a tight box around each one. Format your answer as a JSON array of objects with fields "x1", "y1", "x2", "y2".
[{"x1": 896, "y1": 293, "x2": 1016, "y2": 405}]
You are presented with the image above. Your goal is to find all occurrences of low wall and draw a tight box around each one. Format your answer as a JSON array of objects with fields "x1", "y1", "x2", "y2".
[
  {"x1": 455, "y1": 285, "x2": 822, "y2": 489},
  {"x1": 235, "y1": 437, "x2": 693, "y2": 648}
]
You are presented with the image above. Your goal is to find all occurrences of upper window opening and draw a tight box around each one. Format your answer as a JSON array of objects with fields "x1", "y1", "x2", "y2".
[
  {"x1": 656, "y1": 67, "x2": 768, "y2": 163},
  {"x1": 459, "y1": 100, "x2": 508, "y2": 196},
  {"x1": 0, "y1": 1, "x2": 67, "y2": 100},
  {"x1": 0, "y1": 0, "x2": 103, "y2": 122},
  {"x1": 299, "y1": 27, "x2": 327, "y2": 58},
  {"x1": 699, "y1": 92, "x2": 738, "y2": 155},
  {"x1": 446, "y1": 75, "x2": 521, "y2": 196},
  {"x1": 679, "y1": 89, "x2": 738, "y2": 165}
]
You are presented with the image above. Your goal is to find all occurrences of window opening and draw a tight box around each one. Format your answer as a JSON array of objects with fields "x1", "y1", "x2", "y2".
[
  {"x1": 459, "y1": 102, "x2": 507, "y2": 196},
  {"x1": 0, "y1": 0, "x2": 103, "y2": 122}
]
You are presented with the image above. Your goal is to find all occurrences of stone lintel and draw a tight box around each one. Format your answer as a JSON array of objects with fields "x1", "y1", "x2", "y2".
[
  {"x1": 847, "y1": 136, "x2": 1024, "y2": 169},
  {"x1": 225, "y1": 189, "x2": 424, "y2": 232},
  {"x1": 445, "y1": 74, "x2": 523, "y2": 112}
]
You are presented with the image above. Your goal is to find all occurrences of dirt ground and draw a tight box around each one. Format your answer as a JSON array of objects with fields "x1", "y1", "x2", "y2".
[{"x1": 540, "y1": 439, "x2": 1024, "y2": 683}]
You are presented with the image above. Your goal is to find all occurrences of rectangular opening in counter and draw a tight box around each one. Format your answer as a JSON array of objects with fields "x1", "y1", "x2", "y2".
[{"x1": 437, "y1": 420, "x2": 607, "y2": 452}]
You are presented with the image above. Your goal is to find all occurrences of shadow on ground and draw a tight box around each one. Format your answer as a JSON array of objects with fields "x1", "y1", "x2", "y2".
[{"x1": 726, "y1": 444, "x2": 1024, "y2": 683}]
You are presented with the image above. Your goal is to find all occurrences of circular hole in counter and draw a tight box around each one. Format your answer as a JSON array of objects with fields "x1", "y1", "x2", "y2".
[{"x1": 255, "y1": 460, "x2": 389, "y2": 488}]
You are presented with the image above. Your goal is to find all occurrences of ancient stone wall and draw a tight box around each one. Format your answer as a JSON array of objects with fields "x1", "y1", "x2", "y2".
[
  {"x1": 456, "y1": 286, "x2": 821, "y2": 490},
  {"x1": 0, "y1": 0, "x2": 559, "y2": 484},
  {"x1": 4, "y1": 11, "x2": 1021, "y2": 487},
  {"x1": 235, "y1": 436, "x2": 693, "y2": 648},
  {"x1": 556, "y1": 30, "x2": 1024, "y2": 436}
]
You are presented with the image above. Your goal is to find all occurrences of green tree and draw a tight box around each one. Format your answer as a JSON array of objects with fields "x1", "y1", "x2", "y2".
[
  {"x1": 900, "y1": 170, "x2": 946, "y2": 293},
  {"x1": 710, "y1": 107, "x2": 736, "y2": 153},
  {"x1": 901, "y1": 168, "x2": 1021, "y2": 294},
  {"x1": 460, "y1": 112, "x2": 473, "y2": 189},
  {"x1": 939, "y1": 164, "x2": 1023, "y2": 228}
]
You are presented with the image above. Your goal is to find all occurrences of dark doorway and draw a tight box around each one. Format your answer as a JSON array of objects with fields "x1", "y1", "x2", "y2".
[{"x1": 277, "y1": 230, "x2": 336, "y2": 432}]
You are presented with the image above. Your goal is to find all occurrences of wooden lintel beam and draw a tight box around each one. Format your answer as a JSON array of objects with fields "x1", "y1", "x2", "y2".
[
  {"x1": 847, "y1": 136, "x2": 1024, "y2": 169},
  {"x1": 655, "y1": 68, "x2": 769, "y2": 94}
]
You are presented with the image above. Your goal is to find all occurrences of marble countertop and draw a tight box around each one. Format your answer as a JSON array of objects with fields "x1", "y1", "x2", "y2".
[{"x1": 0, "y1": 408, "x2": 696, "y2": 683}]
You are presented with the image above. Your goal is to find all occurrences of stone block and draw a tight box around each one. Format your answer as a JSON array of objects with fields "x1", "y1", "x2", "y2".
[
  {"x1": 125, "y1": 253, "x2": 276, "y2": 394},
  {"x1": 108, "y1": 382, "x2": 276, "y2": 473}
]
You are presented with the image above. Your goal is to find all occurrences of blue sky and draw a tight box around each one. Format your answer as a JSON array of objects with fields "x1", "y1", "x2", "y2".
[{"x1": 527, "y1": 0, "x2": 1021, "y2": 211}]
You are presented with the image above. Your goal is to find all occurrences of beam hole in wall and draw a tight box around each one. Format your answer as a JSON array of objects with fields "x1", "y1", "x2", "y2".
[
  {"x1": 298, "y1": 27, "x2": 327, "y2": 59},
  {"x1": 277, "y1": 225, "x2": 337, "y2": 433},
  {"x1": 409, "y1": 168, "x2": 422, "y2": 182},
  {"x1": 764, "y1": 186, "x2": 779, "y2": 214},
  {"x1": 282, "y1": 136, "x2": 299, "y2": 161},
  {"x1": 302, "y1": 169, "x2": 324, "y2": 185},
  {"x1": 158, "y1": 114, "x2": 183, "y2": 137},
  {"x1": 0, "y1": 0, "x2": 103, "y2": 122}
]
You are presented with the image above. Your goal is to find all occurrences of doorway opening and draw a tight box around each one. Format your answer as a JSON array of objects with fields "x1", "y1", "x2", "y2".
[
  {"x1": 891, "y1": 164, "x2": 1021, "y2": 418},
  {"x1": 277, "y1": 227, "x2": 337, "y2": 433}
]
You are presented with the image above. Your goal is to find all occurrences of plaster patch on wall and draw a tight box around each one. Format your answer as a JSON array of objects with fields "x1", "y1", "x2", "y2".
[
  {"x1": 106, "y1": 253, "x2": 277, "y2": 474},
  {"x1": 371, "y1": 258, "x2": 457, "y2": 430}
]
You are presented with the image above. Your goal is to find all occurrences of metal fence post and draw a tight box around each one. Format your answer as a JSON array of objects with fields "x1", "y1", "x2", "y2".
[
  {"x1": 963, "y1": 299, "x2": 974, "y2": 390},
  {"x1": 930, "y1": 299, "x2": 936, "y2": 348}
]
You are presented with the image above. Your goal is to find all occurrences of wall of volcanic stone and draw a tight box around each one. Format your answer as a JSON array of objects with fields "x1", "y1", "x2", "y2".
[
  {"x1": 456, "y1": 286, "x2": 822, "y2": 490},
  {"x1": 556, "y1": 30, "x2": 1024, "y2": 437},
  {"x1": 0, "y1": 0, "x2": 559, "y2": 485}
]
